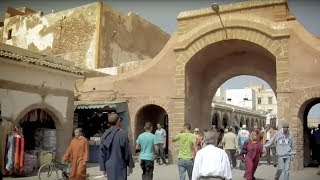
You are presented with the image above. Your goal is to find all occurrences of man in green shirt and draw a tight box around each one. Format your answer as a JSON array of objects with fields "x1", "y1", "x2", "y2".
[
  {"x1": 172, "y1": 123, "x2": 196, "y2": 180},
  {"x1": 136, "y1": 122, "x2": 158, "y2": 180}
]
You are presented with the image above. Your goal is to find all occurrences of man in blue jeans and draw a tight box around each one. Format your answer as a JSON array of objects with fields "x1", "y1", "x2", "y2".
[
  {"x1": 136, "y1": 122, "x2": 157, "y2": 180},
  {"x1": 154, "y1": 123, "x2": 167, "y2": 165},
  {"x1": 172, "y1": 123, "x2": 196, "y2": 180},
  {"x1": 264, "y1": 121, "x2": 296, "y2": 180}
]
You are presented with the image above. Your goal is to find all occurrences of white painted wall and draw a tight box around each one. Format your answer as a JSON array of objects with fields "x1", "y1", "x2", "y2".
[
  {"x1": 0, "y1": 59, "x2": 75, "y2": 91},
  {"x1": 0, "y1": 59, "x2": 74, "y2": 122},
  {"x1": 225, "y1": 88, "x2": 256, "y2": 110}
]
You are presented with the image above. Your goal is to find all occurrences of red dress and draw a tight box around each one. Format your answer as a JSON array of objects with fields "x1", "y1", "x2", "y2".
[{"x1": 243, "y1": 140, "x2": 263, "y2": 180}]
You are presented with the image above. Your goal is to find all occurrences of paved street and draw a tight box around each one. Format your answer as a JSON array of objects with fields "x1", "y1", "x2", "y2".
[{"x1": 4, "y1": 161, "x2": 319, "y2": 180}]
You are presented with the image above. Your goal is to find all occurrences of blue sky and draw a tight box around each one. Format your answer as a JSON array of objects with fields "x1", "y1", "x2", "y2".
[{"x1": 0, "y1": 0, "x2": 319, "y2": 118}]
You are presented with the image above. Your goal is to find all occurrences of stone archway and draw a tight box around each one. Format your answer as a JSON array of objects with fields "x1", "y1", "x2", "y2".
[
  {"x1": 246, "y1": 117, "x2": 250, "y2": 128},
  {"x1": 14, "y1": 103, "x2": 63, "y2": 129},
  {"x1": 14, "y1": 103, "x2": 67, "y2": 158},
  {"x1": 291, "y1": 87, "x2": 320, "y2": 169},
  {"x1": 135, "y1": 104, "x2": 169, "y2": 155},
  {"x1": 172, "y1": 14, "x2": 289, "y2": 135},
  {"x1": 222, "y1": 113, "x2": 229, "y2": 128},
  {"x1": 135, "y1": 104, "x2": 168, "y2": 138},
  {"x1": 233, "y1": 114, "x2": 239, "y2": 127},
  {"x1": 240, "y1": 116, "x2": 245, "y2": 127},
  {"x1": 211, "y1": 111, "x2": 220, "y2": 127}
]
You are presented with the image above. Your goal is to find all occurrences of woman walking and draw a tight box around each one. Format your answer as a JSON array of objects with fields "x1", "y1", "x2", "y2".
[
  {"x1": 243, "y1": 133, "x2": 264, "y2": 180},
  {"x1": 62, "y1": 128, "x2": 89, "y2": 180}
]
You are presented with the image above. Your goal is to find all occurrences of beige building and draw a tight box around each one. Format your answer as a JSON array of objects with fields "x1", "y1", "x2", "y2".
[
  {"x1": 248, "y1": 83, "x2": 278, "y2": 127},
  {"x1": 0, "y1": 2, "x2": 170, "y2": 163},
  {"x1": 2, "y1": 0, "x2": 320, "y2": 171},
  {"x1": 0, "y1": 2, "x2": 169, "y2": 70},
  {"x1": 0, "y1": 43, "x2": 82, "y2": 159},
  {"x1": 308, "y1": 118, "x2": 320, "y2": 128},
  {"x1": 75, "y1": 0, "x2": 320, "y2": 170}
]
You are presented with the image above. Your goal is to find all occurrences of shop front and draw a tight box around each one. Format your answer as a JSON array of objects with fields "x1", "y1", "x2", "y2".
[
  {"x1": 74, "y1": 101, "x2": 129, "y2": 163},
  {"x1": 0, "y1": 43, "x2": 82, "y2": 177}
]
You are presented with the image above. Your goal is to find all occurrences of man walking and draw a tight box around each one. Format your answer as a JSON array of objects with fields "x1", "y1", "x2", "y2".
[
  {"x1": 192, "y1": 131, "x2": 232, "y2": 180},
  {"x1": 264, "y1": 125, "x2": 277, "y2": 166},
  {"x1": 264, "y1": 121, "x2": 296, "y2": 180},
  {"x1": 313, "y1": 124, "x2": 320, "y2": 175},
  {"x1": 172, "y1": 123, "x2": 196, "y2": 180},
  {"x1": 154, "y1": 123, "x2": 167, "y2": 165},
  {"x1": 100, "y1": 113, "x2": 135, "y2": 180},
  {"x1": 136, "y1": 122, "x2": 157, "y2": 180},
  {"x1": 222, "y1": 127, "x2": 238, "y2": 168}
]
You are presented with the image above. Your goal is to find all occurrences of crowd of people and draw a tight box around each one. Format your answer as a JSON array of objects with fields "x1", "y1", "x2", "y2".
[{"x1": 61, "y1": 112, "x2": 320, "y2": 180}]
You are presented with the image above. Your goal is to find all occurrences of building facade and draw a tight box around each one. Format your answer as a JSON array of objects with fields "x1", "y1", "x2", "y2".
[
  {"x1": 2, "y1": 0, "x2": 320, "y2": 170},
  {"x1": 0, "y1": 43, "x2": 82, "y2": 159},
  {"x1": 0, "y1": 2, "x2": 169, "y2": 70},
  {"x1": 225, "y1": 88, "x2": 256, "y2": 110}
]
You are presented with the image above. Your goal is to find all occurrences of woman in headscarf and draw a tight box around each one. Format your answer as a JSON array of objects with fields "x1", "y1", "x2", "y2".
[
  {"x1": 62, "y1": 128, "x2": 89, "y2": 180},
  {"x1": 243, "y1": 133, "x2": 264, "y2": 180}
]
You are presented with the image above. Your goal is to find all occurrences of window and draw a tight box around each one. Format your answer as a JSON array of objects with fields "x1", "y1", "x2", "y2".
[
  {"x1": 257, "y1": 97, "x2": 262, "y2": 104},
  {"x1": 227, "y1": 98, "x2": 232, "y2": 101},
  {"x1": 268, "y1": 97, "x2": 273, "y2": 104},
  {"x1": 267, "y1": 109, "x2": 273, "y2": 114},
  {"x1": 7, "y1": 29, "x2": 12, "y2": 40}
]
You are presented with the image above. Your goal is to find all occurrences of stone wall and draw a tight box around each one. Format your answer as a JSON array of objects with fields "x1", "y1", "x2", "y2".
[
  {"x1": 98, "y1": 4, "x2": 169, "y2": 67},
  {"x1": 1, "y1": 2, "x2": 169, "y2": 70},
  {"x1": 2, "y1": 3, "x2": 98, "y2": 69}
]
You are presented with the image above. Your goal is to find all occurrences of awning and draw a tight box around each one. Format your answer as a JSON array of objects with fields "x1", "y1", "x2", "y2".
[
  {"x1": 75, "y1": 100, "x2": 126, "y2": 110},
  {"x1": 76, "y1": 104, "x2": 116, "y2": 109}
]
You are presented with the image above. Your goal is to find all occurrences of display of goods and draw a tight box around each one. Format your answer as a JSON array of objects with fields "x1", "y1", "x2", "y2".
[
  {"x1": 43, "y1": 129, "x2": 56, "y2": 137},
  {"x1": 23, "y1": 153, "x2": 38, "y2": 174},
  {"x1": 42, "y1": 129, "x2": 57, "y2": 151}
]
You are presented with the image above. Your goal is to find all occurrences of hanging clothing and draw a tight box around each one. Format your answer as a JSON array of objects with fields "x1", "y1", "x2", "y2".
[
  {"x1": 19, "y1": 137, "x2": 25, "y2": 173},
  {"x1": 5, "y1": 135, "x2": 14, "y2": 172},
  {"x1": 62, "y1": 136, "x2": 89, "y2": 180},
  {"x1": 0, "y1": 120, "x2": 13, "y2": 172}
]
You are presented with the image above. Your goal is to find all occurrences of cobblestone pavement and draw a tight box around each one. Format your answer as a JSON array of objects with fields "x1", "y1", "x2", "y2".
[{"x1": 4, "y1": 161, "x2": 320, "y2": 180}]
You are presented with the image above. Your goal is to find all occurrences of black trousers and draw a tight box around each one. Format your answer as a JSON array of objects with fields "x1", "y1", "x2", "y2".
[{"x1": 140, "y1": 160, "x2": 154, "y2": 180}]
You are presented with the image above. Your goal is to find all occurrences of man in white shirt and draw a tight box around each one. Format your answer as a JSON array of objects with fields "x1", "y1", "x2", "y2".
[{"x1": 192, "y1": 131, "x2": 232, "y2": 180}]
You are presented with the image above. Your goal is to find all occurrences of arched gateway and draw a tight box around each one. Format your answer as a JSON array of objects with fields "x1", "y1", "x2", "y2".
[
  {"x1": 171, "y1": 2, "x2": 292, "y2": 167},
  {"x1": 78, "y1": 0, "x2": 320, "y2": 171}
]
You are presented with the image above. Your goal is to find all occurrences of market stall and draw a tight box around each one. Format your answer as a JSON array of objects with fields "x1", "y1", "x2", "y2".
[
  {"x1": 1, "y1": 109, "x2": 57, "y2": 177},
  {"x1": 74, "y1": 101, "x2": 129, "y2": 163}
]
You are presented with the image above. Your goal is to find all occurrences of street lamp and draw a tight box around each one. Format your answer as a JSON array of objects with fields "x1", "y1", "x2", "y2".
[{"x1": 211, "y1": 3, "x2": 228, "y2": 39}]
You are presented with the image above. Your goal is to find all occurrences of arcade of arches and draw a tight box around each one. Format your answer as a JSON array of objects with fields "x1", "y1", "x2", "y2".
[
  {"x1": 77, "y1": 0, "x2": 320, "y2": 170},
  {"x1": 211, "y1": 104, "x2": 266, "y2": 131}
]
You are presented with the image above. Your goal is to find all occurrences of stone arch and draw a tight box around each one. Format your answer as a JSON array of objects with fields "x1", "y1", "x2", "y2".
[
  {"x1": 130, "y1": 99, "x2": 171, "y2": 136},
  {"x1": 222, "y1": 112, "x2": 229, "y2": 128},
  {"x1": 245, "y1": 117, "x2": 250, "y2": 127},
  {"x1": 233, "y1": 114, "x2": 239, "y2": 127},
  {"x1": 251, "y1": 117, "x2": 255, "y2": 128},
  {"x1": 135, "y1": 104, "x2": 168, "y2": 139},
  {"x1": 173, "y1": 15, "x2": 289, "y2": 135},
  {"x1": 135, "y1": 104, "x2": 170, "y2": 156},
  {"x1": 14, "y1": 103, "x2": 63, "y2": 130},
  {"x1": 240, "y1": 116, "x2": 245, "y2": 127},
  {"x1": 291, "y1": 87, "x2": 320, "y2": 169},
  {"x1": 211, "y1": 111, "x2": 221, "y2": 127}
]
